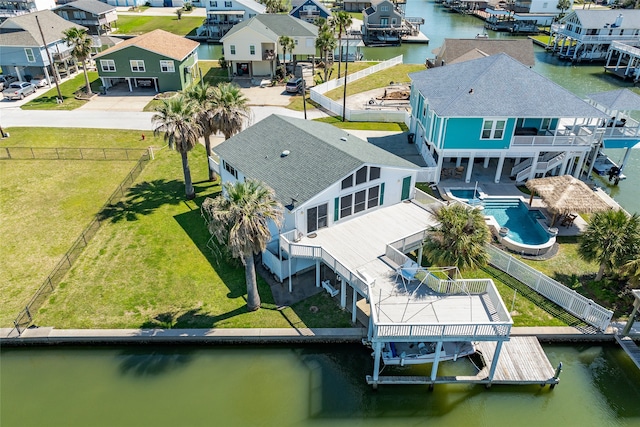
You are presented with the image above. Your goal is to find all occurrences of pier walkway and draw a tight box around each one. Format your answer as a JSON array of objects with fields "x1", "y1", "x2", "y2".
[{"x1": 615, "y1": 336, "x2": 640, "y2": 370}]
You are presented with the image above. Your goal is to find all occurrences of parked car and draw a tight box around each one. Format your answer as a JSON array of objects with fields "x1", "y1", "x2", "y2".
[
  {"x1": 286, "y1": 77, "x2": 303, "y2": 93},
  {"x1": 30, "y1": 78, "x2": 49, "y2": 88},
  {"x1": 2, "y1": 82, "x2": 37, "y2": 100},
  {"x1": 0, "y1": 75, "x2": 17, "y2": 91}
]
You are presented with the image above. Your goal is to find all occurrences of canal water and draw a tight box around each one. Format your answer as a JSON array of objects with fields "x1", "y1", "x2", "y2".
[
  {"x1": 197, "y1": 0, "x2": 640, "y2": 213},
  {"x1": 1, "y1": 344, "x2": 639, "y2": 426}
]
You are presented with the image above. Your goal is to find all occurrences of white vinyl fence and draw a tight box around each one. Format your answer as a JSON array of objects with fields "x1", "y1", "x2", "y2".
[
  {"x1": 310, "y1": 56, "x2": 409, "y2": 122},
  {"x1": 486, "y1": 245, "x2": 613, "y2": 331}
]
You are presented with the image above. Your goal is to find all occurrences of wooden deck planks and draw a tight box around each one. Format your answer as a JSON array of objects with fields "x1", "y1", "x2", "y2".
[
  {"x1": 615, "y1": 336, "x2": 640, "y2": 370},
  {"x1": 367, "y1": 337, "x2": 559, "y2": 387}
]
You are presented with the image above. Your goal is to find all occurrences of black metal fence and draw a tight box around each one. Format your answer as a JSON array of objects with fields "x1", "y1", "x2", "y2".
[
  {"x1": 0, "y1": 146, "x2": 148, "y2": 161},
  {"x1": 11, "y1": 150, "x2": 152, "y2": 335}
]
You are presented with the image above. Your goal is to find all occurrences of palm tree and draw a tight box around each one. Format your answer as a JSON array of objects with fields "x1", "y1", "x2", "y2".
[
  {"x1": 202, "y1": 179, "x2": 283, "y2": 311},
  {"x1": 152, "y1": 95, "x2": 202, "y2": 199},
  {"x1": 262, "y1": 0, "x2": 283, "y2": 13},
  {"x1": 423, "y1": 204, "x2": 490, "y2": 271},
  {"x1": 556, "y1": 0, "x2": 571, "y2": 18},
  {"x1": 621, "y1": 256, "x2": 640, "y2": 288},
  {"x1": 315, "y1": 30, "x2": 337, "y2": 83},
  {"x1": 184, "y1": 82, "x2": 217, "y2": 181},
  {"x1": 579, "y1": 210, "x2": 640, "y2": 281},
  {"x1": 210, "y1": 82, "x2": 251, "y2": 140},
  {"x1": 63, "y1": 27, "x2": 93, "y2": 96},
  {"x1": 279, "y1": 35, "x2": 296, "y2": 76},
  {"x1": 333, "y1": 11, "x2": 353, "y2": 78}
]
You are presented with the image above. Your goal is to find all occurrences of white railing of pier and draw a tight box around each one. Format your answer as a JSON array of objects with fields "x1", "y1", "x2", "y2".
[
  {"x1": 373, "y1": 322, "x2": 512, "y2": 341},
  {"x1": 310, "y1": 56, "x2": 408, "y2": 123},
  {"x1": 486, "y1": 245, "x2": 613, "y2": 331}
]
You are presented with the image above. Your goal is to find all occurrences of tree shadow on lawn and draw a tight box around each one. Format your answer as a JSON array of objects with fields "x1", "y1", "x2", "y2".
[
  {"x1": 140, "y1": 307, "x2": 248, "y2": 329},
  {"x1": 99, "y1": 179, "x2": 191, "y2": 222},
  {"x1": 173, "y1": 203, "x2": 279, "y2": 306},
  {"x1": 481, "y1": 266, "x2": 598, "y2": 333}
]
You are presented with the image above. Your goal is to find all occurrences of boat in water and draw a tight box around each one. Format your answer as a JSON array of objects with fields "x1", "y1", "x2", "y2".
[
  {"x1": 381, "y1": 341, "x2": 476, "y2": 366},
  {"x1": 592, "y1": 151, "x2": 626, "y2": 182}
]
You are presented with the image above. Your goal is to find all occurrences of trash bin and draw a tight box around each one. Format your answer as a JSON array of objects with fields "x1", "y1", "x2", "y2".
[{"x1": 408, "y1": 133, "x2": 415, "y2": 144}]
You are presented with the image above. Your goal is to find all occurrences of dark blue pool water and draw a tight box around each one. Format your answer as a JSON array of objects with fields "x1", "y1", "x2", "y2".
[{"x1": 482, "y1": 199, "x2": 551, "y2": 245}]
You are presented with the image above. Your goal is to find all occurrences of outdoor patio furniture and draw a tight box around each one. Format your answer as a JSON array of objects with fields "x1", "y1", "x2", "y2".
[
  {"x1": 454, "y1": 166, "x2": 464, "y2": 178},
  {"x1": 561, "y1": 213, "x2": 577, "y2": 227}
]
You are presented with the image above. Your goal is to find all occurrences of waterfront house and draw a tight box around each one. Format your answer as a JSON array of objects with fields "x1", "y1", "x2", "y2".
[
  {"x1": 548, "y1": 9, "x2": 640, "y2": 62},
  {"x1": 211, "y1": 114, "x2": 516, "y2": 386},
  {"x1": 343, "y1": 0, "x2": 372, "y2": 12},
  {"x1": 408, "y1": 53, "x2": 618, "y2": 184},
  {"x1": 220, "y1": 14, "x2": 317, "y2": 78},
  {"x1": 429, "y1": 38, "x2": 535, "y2": 67},
  {"x1": 0, "y1": 0, "x2": 54, "y2": 20},
  {"x1": 362, "y1": 0, "x2": 404, "y2": 44},
  {"x1": 0, "y1": 9, "x2": 83, "y2": 83},
  {"x1": 93, "y1": 29, "x2": 199, "y2": 92},
  {"x1": 204, "y1": 0, "x2": 265, "y2": 42},
  {"x1": 53, "y1": 0, "x2": 117, "y2": 36},
  {"x1": 289, "y1": 0, "x2": 331, "y2": 24}
]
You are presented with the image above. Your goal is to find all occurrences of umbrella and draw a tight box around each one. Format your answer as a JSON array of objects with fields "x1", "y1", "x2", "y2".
[{"x1": 525, "y1": 175, "x2": 612, "y2": 226}]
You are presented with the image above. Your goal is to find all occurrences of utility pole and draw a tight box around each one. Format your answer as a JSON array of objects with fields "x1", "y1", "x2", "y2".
[
  {"x1": 35, "y1": 14, "x2": 63, "y2": 103},
  {"x1": 302, "y1": 77, "x2": 307, "y2": 120},
  {"x1": 342, "y1": 38, "x2": 349, "y2": 122}
]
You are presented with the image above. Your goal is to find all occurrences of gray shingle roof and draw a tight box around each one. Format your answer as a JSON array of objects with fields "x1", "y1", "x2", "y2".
[
  {"x1": 0, "y1": 10, "x2": 84, "y2": 47},
  {"x1": 222, "y1": 14, "x2": 318, "y2": 41},
  {"x1": 410, "y1": 53, "x2": 607, "y2": 119},
  {"x1": 435, "y1": 38, "x2": 535, "y2": 67},
  {"x1": 569, "y1": 9, "x2": 640, "y2": 29},
  {"x1": 587, "y1": 88, "x2": 640, "y2": 111},
  {"x1": 214, "y1": 115, "x2": 418, "y2": 207},
  {"x1": 60, "y1": 0, "x2": 116, "y2": 15}
]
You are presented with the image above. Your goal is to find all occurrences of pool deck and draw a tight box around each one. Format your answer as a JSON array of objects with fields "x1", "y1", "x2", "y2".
[{"x1": 435, "y1": 162, "x2": 622, "y2": 237}]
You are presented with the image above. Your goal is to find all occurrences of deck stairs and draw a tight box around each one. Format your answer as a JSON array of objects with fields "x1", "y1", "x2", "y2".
[
  {"x1": 481, "y1": 293, "x2": 502, "y2": 322},
  {"x1": 511, "y1": 152, "x2": 566, "y2": 183},
  {"x1": 615, "y1": 335, "x2": 640, "y2": 370}
]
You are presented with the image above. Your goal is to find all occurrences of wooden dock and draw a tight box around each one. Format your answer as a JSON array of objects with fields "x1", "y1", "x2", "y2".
[
  {"x1": 615, "y1": 335, "x2": 640, "y2": 370},
  {"x1": 366, "y1": 336, "x2": 561, "y2": 388}
]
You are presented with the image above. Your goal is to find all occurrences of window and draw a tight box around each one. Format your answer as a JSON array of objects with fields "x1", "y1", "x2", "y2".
[
  {"x1": 380, "y1": 18, "x2": 389, "y2": 26},
  {"x1": 223, "y1": 160, "x2": 238, "y2": 178},
  {"x1": 307, "y1": 203, "x2": 328, "y2": 233},
  {"x1": 341, "y1": 175, "x2": 353, "y2": 190},
  {"x1": 355, "y1": 166, "x2": 367, "y2": 185},
  {"x1": 25, "y1": 48, "x2": 35, "y2": 63},
  {"x1": 160, "y1": 60, "x2": 175, "y2": 72},
  {"x1": 230, "y1": 45, "x2": 236, "y2": 55},
  {"x1": 340, "y1": 194, "x2": 353, "y2": 219},
  {"x1": 224, "y1": 0, "x2": 232, "y2": 6},
  {"x1": 369, "y1": 167, "x2": 380, "y2": 181},
  {"x1": 391, "y1": 18, "x2": 397, "y2": 25},
  {"x1": 60, "y1": 11, "x2": 68, "y2": 19},
  {"x1": 73, "y1": 11, "x2": 84, "y2": 19},
  {"x1": 210, "y1": 0, "x2": 217, "y2": 6},
  {"x1": 541, "y1": 118, "x2": 551, "y2": 132},
  {"x1": 368, "y1": 186, "x2": 380, "y2": 209},
  {"x1": 542, "y1": 2, "x2": 548, "y2": 7},
  {"x1": 130, "y1": 60, "x2": 145, "y2": 72},
  {"x1": 354, "y1": 190, "x2": 366, "y2": 214},
  {"x1": 380, "y1": 5, "x2": 389, "y2": 11},
  {"x1": 481, "y1": 119, "x2": 506, "y2": 139},
  {"x1": 295, "y1": 38, "x2": 299, "y2": 45},
  {"x1": 250, "y1": 45, "x2": 255, "y2": 55},
  {"x1": 100, "y1": 59, "x2": 116, "y2": 72}
]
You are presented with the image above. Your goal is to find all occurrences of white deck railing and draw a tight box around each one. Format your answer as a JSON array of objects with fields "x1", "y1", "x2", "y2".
[
  {"x1": 486, "y1": 245, "x2": 613, "y2": 331},
  {"x1": 372, "y1": 321, "x2": 511, "y2": 341}
]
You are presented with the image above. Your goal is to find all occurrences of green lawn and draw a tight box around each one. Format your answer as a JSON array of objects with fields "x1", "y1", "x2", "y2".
[
  {"x1": 33, "y1": 144, "x2": 352, "y2": 329},
  {"x1": 323, "y1": 64, "x2": 425, "y2": 101},
  {"x1": 314, "y1": 116, "x2": 408, "y2": 131},
  {"x1": 0, "y1": 128, "x2": 160, "y2": 327},
  {"x1": 113, "y1": 15, "x2": 204, "y2": 36},
  {"x1": 21, "y1": 72, "x2": 101, "y2": 111}
]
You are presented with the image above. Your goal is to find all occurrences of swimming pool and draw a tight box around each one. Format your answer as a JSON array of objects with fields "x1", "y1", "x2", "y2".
[
  {"x1": 444, "y1": 187, "x2": 486, "y2": 203},
  {"x1": 482, "y1": 198, "x2": 556, "y2": 255}
]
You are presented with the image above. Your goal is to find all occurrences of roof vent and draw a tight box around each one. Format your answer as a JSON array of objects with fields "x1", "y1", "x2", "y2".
[
  {"x1": 340, "y1": 136, "x2": 348, "y2": 141},
  {"x1": 281, "y1": 150, "x2": 290, "y2": 157}
]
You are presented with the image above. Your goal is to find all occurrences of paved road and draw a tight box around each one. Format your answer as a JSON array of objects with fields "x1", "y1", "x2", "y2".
[{"x1": 1, "y1": 106, "x2": 329, "y2": 130}]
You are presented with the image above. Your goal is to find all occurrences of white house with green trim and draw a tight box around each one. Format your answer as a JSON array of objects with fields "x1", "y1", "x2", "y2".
[{"x1": 211, "y1": 114, "x2": 421, "y2": 280}]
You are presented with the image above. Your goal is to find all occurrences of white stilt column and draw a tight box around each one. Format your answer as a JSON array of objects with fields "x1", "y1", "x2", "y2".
[
  {"x1": 340, "y1": 278, "x2": 346, "y2": 309},
  {"x1": 351, "y1": 288, "x2": 357, "y2": 323},
  {"x1": 574, "y1": 152, "x2": 586, "y2": 178},
  {"x1": 483, "y1": 157, "x2": 490, "y2": 168},
  {"x1": 465, "y1": 155, "x2": 475, "y2": 183},
  {"x1": 488, "y1": 340, "x2": 504, "y2": 382},
  {"x1": 620, "y1": 147, "x2": 633, "y2": 173},
  {"x1": 430, "y1": 341, "x2": 443, "y2": 382},
  {"x1": 372, "y1": 341, "x2": 383, "y2": 382},
  {"x1": 495, "y1": 153, "x2": 506, "y2": 183},
  {"x1": 528, "y1": 154, "x2": 539, "y2": 181}
]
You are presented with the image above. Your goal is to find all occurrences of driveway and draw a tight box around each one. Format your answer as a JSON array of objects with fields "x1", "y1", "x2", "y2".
[
  {"x1": 78, "y1": 86, "x2": 156, "y2": 112},
  {"x1": 232, "y1": 78, "x2": 297, "y2": 107}
]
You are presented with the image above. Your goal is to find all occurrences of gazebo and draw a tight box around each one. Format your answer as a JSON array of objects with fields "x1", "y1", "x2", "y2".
[{"x1": 525, "y1": 175, "x2": 613, "y2": 226}]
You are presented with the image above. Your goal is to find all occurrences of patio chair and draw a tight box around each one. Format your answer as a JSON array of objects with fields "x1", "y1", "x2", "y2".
[
  {"x1": 561, "y1": 213, "x2": 577, "y2": 227},
  {"x1": 395, "y1": 260, "x2": 421, "y2": 292}
]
